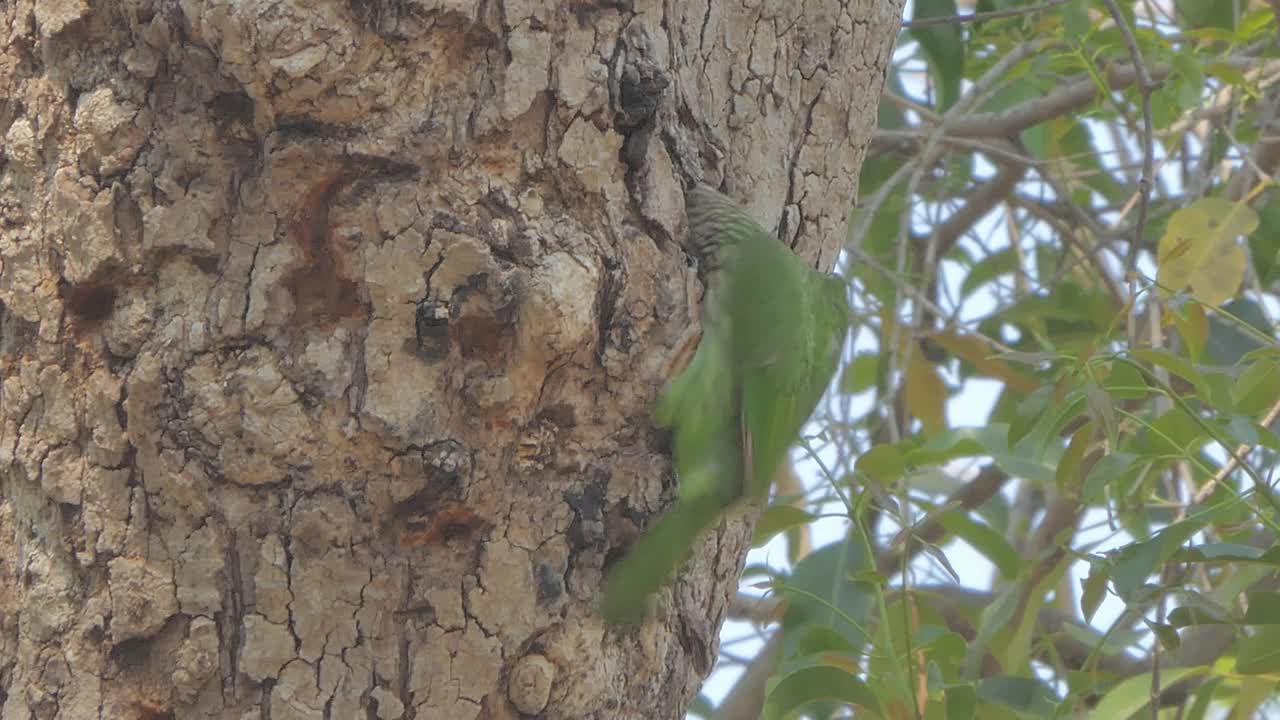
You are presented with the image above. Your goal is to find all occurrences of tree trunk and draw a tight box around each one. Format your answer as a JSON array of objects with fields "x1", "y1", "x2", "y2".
[{"x1": 0, "y1": 1, "x2": 901, "y2": 718}]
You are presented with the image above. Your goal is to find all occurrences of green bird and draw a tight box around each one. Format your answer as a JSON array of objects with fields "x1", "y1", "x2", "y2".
[{"x1": 603, "y1": 184, "x2": 851, "y2": 624}]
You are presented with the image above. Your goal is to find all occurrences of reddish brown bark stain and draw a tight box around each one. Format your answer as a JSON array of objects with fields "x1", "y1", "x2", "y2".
[
  {"x1": 400, "y1": 504, "x2": 489, "y2": 548},
  {"x1": 131, "y1": 696, "x2": 173, "y2": 720},
  {"x1": 284, "y1": 170, "x2": 363, "y2": 325}
]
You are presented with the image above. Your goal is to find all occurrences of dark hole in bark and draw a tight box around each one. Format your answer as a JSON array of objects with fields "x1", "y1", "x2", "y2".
[
  {"x1": 208, "y1": 91, "x2": 254, "y2": 132},
  {"x1": 413, "y1": 302, "x2": 450, "y2": 360},
  {"x1": 61, "y1": 281, "x2": 117, "y2": 328},
  {"x1": 191, "y1": 255, "x2": 221, "y2": 274},
  {"x1": 109, "y1": 636, "x2": 153, "y2": 670},
  {"x1": 537, "y1": 403, "x2": 577, "y2": 429}
]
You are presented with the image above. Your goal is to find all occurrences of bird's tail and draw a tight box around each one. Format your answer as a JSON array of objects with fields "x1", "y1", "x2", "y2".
[{"x1": 601, "y1": 492, "x2": 726, "y2": 625}]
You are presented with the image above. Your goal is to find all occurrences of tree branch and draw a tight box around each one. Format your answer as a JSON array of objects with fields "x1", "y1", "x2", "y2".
[
  {"x1": 877, "y1": 464, "x2": 1011, "y2": 577},
  {"x1": 945, "y1": 56, "x2": 1268, "y2": 139}
]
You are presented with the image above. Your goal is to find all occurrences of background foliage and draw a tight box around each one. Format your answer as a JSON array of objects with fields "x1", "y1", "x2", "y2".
[{"x1": 696, "y1": 1, "x2": 1280, "y2": 718}]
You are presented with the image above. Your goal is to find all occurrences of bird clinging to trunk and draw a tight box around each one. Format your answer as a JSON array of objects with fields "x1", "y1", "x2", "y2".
[{"x1": 603, "y1": 185, "x2": 851, "y2": 624}]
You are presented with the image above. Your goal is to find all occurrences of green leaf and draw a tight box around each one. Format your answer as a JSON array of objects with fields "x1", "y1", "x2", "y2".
[
  {"x1": 1060, "y1": 0, "x2": 1090, "y2": 37},
  {"x1": 1102, "y1": 361, "x2": 1149, "y2": 401},
  {"x1": 762, "y1": 662, "x2": 882, "y2": 719},
  {"x1": 1175, "y1": 0, "x2": 1237, "y2": 29},
  {"x1": 781, "y1": 536, "x2": 876, "y2": 655},
  {"x1": 1083, "y1": 451, "x2": 1137, "y2": 504},
  {"x1": 1205, "y1": 61, "x2": 1248, "y2": 90},
  {"x1": 1237, "y1": 625, "x2": 1280, "y2": 674},
  {"x1": 840, "y1": 352, "x2": 881, "y2": 394},
  {"x1": 946, "y1": 684, "x2": 977, "y2": 720},
  {"x1": 1185, "y1": 677, "x2": 1223, "y2": 720},
  {"x1": 921, "y1": 544, "x2": 963, "y2": 585},
  {"x1": 974, "y1": 676, "x2": 1057, "y2": 719},
  {"x1": 1171, "y1": 53, "x2": 1206, "y2": 111},
  {"x1": 937, "y1": 511, "x2": 1022, "y2": 579},
  {"x1": 1232, "y1": 358, "x2": 1280, "y2": 416},
  {"x1": 753, "y1": 505, "x2": 817, "y2": 547},
  {"x1": 1056, "y1": 423, "x2": 1091, "y2": 497},
  {"x1": 1171, "y1": 543, "x2": 1280, "y2": 565},
  {"x1": 1242, "y1": 591, "x2": 1280, "y2": 624},
  {"x1": 1083, "y1": 380, "x2": 1118, "y2": 451},
  {"x1": 1168, "y1": 605, "x2": 1231, "y2": 629},
  {"x1": 1009, "y1": 396, "x2": 1083, "y2": 479},
  {"x1": 1091, "y1": 667, "x2": 1207, "y2": 718},
  {"x1": 1111, "y1": 518, "x2": 1206, "y2": 600},
  {"x1": 1170, "y1": 302, "x2": 1209, "y2": 364},
  {"x1": 1250, "y1": 202, "x2": 1280, "y2": 286},
  {"x1": 1138, "y1": 407, "x2": 1206, "y2": 458},
  {"x1": 1004, "y1": 558, "x2": 1061, "y2": 673},
  {"x1": 1130, "y1": 348, "x2": 1207, "y2": 395},
  {"x1": 964, "y1": 588, "x2": 1019, "y2": 677},
  {"x1": 1204, "y1": 299, "x2": 1269, "y2": 367},
  {"x1": 1007, "y1": 386, "x2": 1052, "y2": 447},
  {"x1": 1239, "y1": 8, "x2": 1278, "y2": 40},
  {"x1": 794, "y1": 625, "x2": 860, "y2": 656},
  {"x1": 1239, "y1": 346, "x2": 1280, "y2": 365},
  {"x1": 1080, "y1": 561, "x2": 1109, "y2": 624},
  {"x1": 1060, "y1": 622, "x2": 1132, "y2": 659},
  {"x1": 905, "y1": 466, "x2": 965, "y2": 496},
  {"x1": 1110, "y1": 540, "x2": 1160, "y2": 601},
  {"x1": 1145, "y1": 619, "x2": 1181, "y2": 651},
  {"x1": 854, "y1": 158, "x2": 910, "y2": 305},
  {"x1": 1180, "y1": 590, "x2": 1237, "y2": 625},
  {"x1": 857, "y1": 444, "x2": 907, "y2": 486},
  {"x1": 909, "y1": 0, "x2": 965, "y2": 111},
  {"x1": 1201, "y1": 371, "x2": 1238, "y2": 416},
  {"x1": 961, "y1": 246, "x2": 1020, "y2": 298},
  {"x1": 1231, "y1": 677, "x2": 1277, "y2": 720},
  {"x1": 1223, "y1": 415, "x2": 1260, "y2": 448},
  {"x1": 906, "y1": 425, "x2": 1011, "y2": 466},
  {"x1": 924, "y1": 631, "x2": 969, "y2": 673}
]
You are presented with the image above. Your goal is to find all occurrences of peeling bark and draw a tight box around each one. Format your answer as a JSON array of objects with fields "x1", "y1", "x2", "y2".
[{"x1": 0, "y1": 1, "x2": 902, "y2": 718}]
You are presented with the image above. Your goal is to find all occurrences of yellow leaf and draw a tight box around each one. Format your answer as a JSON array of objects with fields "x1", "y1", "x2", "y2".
[
  {"x1": 1156, "y1": 198, "x2": 1256, "y2": 307},
  {"x1": 928, "y1": 331, "x2": 1040, "y2": 395},
  {"x1": 904, "y1": 355, "x2": 948, "y2": 433}
]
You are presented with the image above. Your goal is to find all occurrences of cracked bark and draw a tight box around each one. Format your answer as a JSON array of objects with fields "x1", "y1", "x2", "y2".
[{"x1": 0, "y1": 1, "x2": 902, "y2": 718}]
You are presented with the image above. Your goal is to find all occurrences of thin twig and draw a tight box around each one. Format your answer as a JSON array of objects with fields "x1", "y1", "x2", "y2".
[
  {"x1": 1160, "y1": 61, "x2": 1280, "y2": 139},
  {"x1": 876, "y1": 465, "x2": 1010, "y2": 577},
  {"x1": 1008, "y1": 195, "x2": 1126, "y2": 306},
  {"x1": 1101, "y1": 0, "x2": 1158, "y2": 354},
  {"x1": 901, "y1": 0, "x2": 1074, "y2": 29},
  {"x1": 931, "y1": 163, "x2": 1027, "y2": 262},
  {"x1": 1226, "y1": 83, "x2": 1280, "y2": 201},
  {"x1": 872, "y1": 129, "x2": 1042, "y2": 167},
  {"x1": 1193, "y1": 394, "x2": 1280, "y2": 505},
  {"x1": 881, "y1": 91, "x2": 943, "y2": 124}
]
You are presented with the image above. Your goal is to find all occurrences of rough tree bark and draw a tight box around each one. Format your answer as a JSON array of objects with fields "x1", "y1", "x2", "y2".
[{"x1": 0, "y1": 1, "x2": 901, "y2": 718}]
